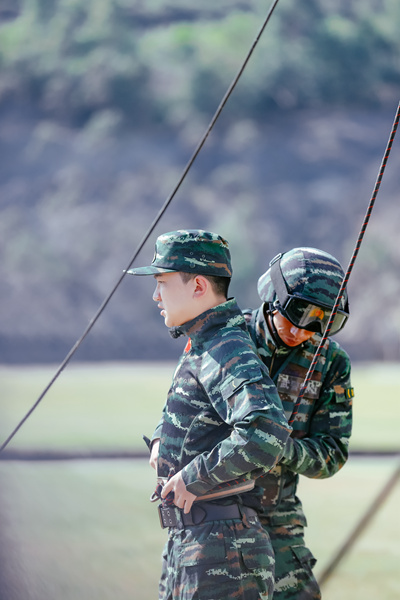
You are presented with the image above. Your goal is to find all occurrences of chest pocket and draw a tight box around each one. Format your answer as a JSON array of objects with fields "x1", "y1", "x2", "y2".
[
  {"x1": 277, "y1": 373, "x2": 322, "y2": 400},
  {"x1": 277, "y1": 374, "x2": 322, "y2": 427}
]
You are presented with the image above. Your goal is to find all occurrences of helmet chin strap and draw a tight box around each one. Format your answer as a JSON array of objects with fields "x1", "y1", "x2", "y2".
[
  {"x1": 267, "y1": 307, "x2": 281, "y2": 346},
  {"x1": 265, "y1": 304, "x2": 293, "y2": 349}
]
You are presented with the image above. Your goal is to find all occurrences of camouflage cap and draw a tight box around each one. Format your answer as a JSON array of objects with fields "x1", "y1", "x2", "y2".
[
  {"x1": 257, "y1": 247, "x2": 348, "y2": 310},
  {"x1": 127, "y1": 229, "x2": 232, "y2": 277}
]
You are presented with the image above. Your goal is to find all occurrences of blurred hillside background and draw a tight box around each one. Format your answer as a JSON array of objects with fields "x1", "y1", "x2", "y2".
[{"x1": 0, "y1": 0, "x2": 399, "y2": 365}]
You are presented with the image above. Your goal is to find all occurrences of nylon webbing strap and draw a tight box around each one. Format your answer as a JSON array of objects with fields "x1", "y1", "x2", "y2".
[
  {"x1": 269, "y1": 253, "x2": 289, "y2": 306},
  {"x1": 289, "y1": 100, "x2": 400, "y2": 426}
]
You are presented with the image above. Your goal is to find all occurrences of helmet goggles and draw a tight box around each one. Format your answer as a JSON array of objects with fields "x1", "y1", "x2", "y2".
[
  {"x1": 275, "y1": 295, "x2": 348, "y2": 335},
  {"x1": 268, "y1": 252, "x2": 349, "y2": 336}
]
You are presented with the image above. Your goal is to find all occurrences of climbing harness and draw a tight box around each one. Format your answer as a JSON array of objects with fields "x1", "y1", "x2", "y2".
[
  {"x1": 289, "y1": 100, "x2": 400, "y2": 427},
  {"x1": 0, "y1": 0, "x2": 282, "y2": 454}
]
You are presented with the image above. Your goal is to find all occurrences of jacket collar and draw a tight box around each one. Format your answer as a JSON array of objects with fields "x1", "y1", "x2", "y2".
[{"x1": 169, "y1": 298, "x2": 246, "y2": 346}]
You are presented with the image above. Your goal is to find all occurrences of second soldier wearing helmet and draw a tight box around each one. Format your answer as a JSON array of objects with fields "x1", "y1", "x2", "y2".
[
  {"x1": 259, "y1": 247, "x2": 349, "y2": 339},
  {"x1": 244, "y1": 247, "x2": 354, "y2": 600}
]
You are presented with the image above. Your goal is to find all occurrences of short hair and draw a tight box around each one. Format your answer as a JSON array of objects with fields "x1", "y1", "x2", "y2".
[{"x1": 179, "y1": 271, "x2": 230, "y2": 298}]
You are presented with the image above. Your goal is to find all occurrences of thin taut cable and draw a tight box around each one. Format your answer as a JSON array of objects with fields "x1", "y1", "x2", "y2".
[
  {"x1": 0, "y1": 0, "x2": 282, "y2": 453},
  {"x1": 289, "y1": 100, "x2": 400, "y2": 426}
]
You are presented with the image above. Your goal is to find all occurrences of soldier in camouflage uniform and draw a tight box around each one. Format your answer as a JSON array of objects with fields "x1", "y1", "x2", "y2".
[
  {"x1": 243, "y1": 247, "x2": 354, "y2": 600},
  {"x1": 127, "y1": 230, "x2": 291, "y2": 600}
]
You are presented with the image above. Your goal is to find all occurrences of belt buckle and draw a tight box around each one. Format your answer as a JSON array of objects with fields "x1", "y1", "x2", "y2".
[{"x1": 158, "y1": 505, "x2": 178, "y2": 529}]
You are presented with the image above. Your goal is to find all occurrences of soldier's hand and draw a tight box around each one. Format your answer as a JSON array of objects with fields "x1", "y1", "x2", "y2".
[
  {"x1": 149, "y1": 439, "x2": 160, "y2": 471},
  {"x1": 161, "y1": 471, "x2": 197, "y2": 513}
]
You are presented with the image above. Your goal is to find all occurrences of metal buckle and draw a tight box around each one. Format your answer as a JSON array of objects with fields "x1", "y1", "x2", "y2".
[{"x1": 158, "y1": 505, "x2": 178, "y2": 529}]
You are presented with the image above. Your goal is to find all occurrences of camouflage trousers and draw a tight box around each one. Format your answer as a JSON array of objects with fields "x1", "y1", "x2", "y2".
[
  {"x1": 159, "y1": 512, "x2": 275, "y2": 600},
  {"x1": 260, "y1": 497, "x2": 321, "y2": 600}
]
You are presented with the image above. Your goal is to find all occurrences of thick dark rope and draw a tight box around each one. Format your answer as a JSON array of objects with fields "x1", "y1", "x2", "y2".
[
  {"x1": 289, "y1": 101, "x2": 400, "y2": 426},
  {"x1": 0, "y1": 1, "x2": 282, "y2": 454}
]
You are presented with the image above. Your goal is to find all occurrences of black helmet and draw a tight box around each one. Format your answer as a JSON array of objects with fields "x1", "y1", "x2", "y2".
[{"x1": 257, "y1": 247, "x2": 349, "y2": 335}]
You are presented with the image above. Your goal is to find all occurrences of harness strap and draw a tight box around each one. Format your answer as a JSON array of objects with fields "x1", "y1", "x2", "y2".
[{"x1": 269, "y1": 253, "x2": 289, "y2": 306}]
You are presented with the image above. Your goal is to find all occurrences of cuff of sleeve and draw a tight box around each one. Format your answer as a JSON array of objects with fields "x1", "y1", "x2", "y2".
[
  {"x1": 181, "y1": 466, "x2": 213, "y2": 497},
  {"x1": 149, "y1": 437, "x2": 160, "y2": 451},
  {"x1": 279, "y1": 436, "x2": 296, "y2": 465},
  {"x1": 151, "y1": 428, "x2": 162, "y2": 444}
]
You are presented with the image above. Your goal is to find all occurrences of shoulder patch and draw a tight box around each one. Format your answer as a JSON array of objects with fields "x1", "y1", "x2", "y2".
[{"x1": 345, "y1": 387, "x2": 355, "y2": 399}]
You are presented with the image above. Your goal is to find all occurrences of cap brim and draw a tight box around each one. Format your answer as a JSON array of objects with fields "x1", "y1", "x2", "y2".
[{"x1": 125, "y1": 266, "x2": 178, "y2": 276}]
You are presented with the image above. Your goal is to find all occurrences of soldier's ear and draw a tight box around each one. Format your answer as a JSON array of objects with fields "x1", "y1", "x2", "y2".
[{"x1": 192, "y1": 275, "x2": 209, "y2": 298}]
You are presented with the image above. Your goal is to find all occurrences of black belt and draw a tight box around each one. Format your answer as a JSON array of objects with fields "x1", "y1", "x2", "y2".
[{"x1": 158, "y1": 502, "x2": 258, "y2": 529}]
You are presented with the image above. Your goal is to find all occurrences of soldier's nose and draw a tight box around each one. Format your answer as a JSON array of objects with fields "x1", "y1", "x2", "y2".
[{"x1": 153, "y1": 283, "x2": 161, "y2": 302}]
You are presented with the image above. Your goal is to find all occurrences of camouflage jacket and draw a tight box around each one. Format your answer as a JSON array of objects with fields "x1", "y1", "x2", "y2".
[
  {"x1": 153, "y1": 299, "x2": 291, "y2": 505},
  {"x1": 244, "y1": 305, "x2": 353, "y2": 514}
]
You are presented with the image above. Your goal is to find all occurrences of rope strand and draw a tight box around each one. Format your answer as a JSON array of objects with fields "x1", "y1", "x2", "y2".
[
  {"x1": 0, "y1": 0, "x2": 282, "y2": 453},
  {"x1": 289, "y1": 100, "x2": 400, "y2": 426}
]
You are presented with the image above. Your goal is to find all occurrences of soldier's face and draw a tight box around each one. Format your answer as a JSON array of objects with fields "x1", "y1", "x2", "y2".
[
  {"x1": 273, "y1": 311, "x2": 315, "y2": 347},
  {"x1": 153, "y1": 272, "x2": 197, "y2": 328}
]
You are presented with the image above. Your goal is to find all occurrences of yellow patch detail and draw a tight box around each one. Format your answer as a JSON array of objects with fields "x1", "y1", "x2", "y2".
[{"x1": 309, "y1": 307, "x2": 325, "y2": 320}]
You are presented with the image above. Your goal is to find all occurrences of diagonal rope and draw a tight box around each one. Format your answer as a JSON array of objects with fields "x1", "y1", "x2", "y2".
[
  {"x1": 289, "y1": 100, "x2": 400, "y2": 426},
  {"x1": 0, "y1": 0, "x2": 282, "y2": 453}
]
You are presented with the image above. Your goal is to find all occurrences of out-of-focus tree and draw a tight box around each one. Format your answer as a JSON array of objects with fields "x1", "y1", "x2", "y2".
[{"x1": 0, "y1": 0, "x2": 399, "y2": 127}]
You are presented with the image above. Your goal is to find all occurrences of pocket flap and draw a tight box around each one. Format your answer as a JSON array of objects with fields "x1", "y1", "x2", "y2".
[
  {"x1": 220, "y1": 368, "x2": 263, "y2": 401},
  {"x1": 241, "y1": 545, "x2": 274, "y2": 571},
  {"x1": 291, "y1": 544, "x2": 317, "y2": 569}
]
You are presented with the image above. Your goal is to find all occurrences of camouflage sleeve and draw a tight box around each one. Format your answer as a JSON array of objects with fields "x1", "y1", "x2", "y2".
[
  {"x1": 181, "y1": 375, "x2": 291, "y2": 497},
  {"x1": 279, "y1": 344, "x2": 353, "y2": 479}
]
